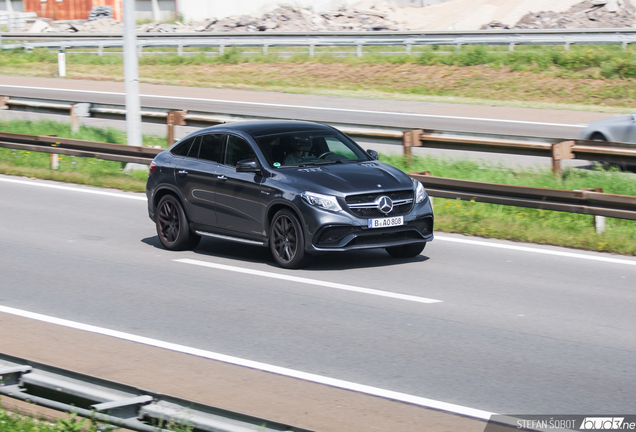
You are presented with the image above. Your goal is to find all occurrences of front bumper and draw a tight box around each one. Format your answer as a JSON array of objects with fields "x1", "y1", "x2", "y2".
[{"x1": 301, "y1": 197, "x2": 434, "y2": 253}]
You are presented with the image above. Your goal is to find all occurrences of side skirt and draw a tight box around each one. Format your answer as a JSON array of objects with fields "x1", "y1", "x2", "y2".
[{"x1": 195, "y1": 230, "x2": 267, "y2": 246}]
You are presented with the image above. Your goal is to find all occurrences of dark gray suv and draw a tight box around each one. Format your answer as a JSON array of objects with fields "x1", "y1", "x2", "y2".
[{"x1": 146, "y1": 120, "x2": 434, "y2": 268}]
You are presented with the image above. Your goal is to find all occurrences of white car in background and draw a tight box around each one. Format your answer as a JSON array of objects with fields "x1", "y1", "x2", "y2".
[{"x1": 580, "y1": 112, "x2": 636, "y2": 143}]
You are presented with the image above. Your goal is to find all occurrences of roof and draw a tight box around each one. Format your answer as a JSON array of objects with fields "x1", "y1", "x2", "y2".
[{"x1": 203, "y1": 120, "x2": 335, "y2": 137}]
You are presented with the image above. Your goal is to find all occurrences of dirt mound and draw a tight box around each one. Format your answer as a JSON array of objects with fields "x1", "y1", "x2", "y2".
[
  {"x1": 25, "y1": 0, "x2": 636, "y2": 33},
  {"x1": 483, "y1": 0, "x2": 636, "y2": 29}
]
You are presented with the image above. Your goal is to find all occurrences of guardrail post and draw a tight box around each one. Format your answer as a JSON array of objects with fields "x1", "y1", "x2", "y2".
[
  {"x1": 356, "y1": 44, "x2": 362, "y2": 57},
  {"x1": 50, "y1": 153, "x2": 59, "y2": 169},
  {"x1": 551, "y1": 140, "x2": 574, "y2": 176},
  {"x1": 70, "y1": 103, "x2": 91, "y2": 133},
  {"x1": 577, "y1": 188, "x2": 606, "y2": 233},
  {"x1": 263, "y1": 44, "x2": 268, "y2": 55},
  {"x1": 177, "y1": 44, "x2": 183, "y2": 56},
  {"x1": 219, "y1": 45, "x2": 225, "y2": 55},
  {"x1": 403, "y1": 129, "x2": 423, "y2": 160},
  {"x1": 309, "y1": 44, "x2": 315, "y2": 57},
  {"x1": 167, "y1": 110, "x2": 187, "y2": 146},
  {"x1": 0, "y1": 96, "x2": 8, "y2": 109},
  {"x1": 57, "y1": 49, "x2": 66, "y2": 77},
  {"x1": 421, "y1": 171, "x2": 432, "y2": 209},
  {"x1": 406, "y1": 43, "x2": 412, "y2": 55},
  {"x1": 98, "y1": 44, "x2": 103, "y2": 56},
  {"x1": 509, "y1": 43, "x2": 515, "y2": 51}
]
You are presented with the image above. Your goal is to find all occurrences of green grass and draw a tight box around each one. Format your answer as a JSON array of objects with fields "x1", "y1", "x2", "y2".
[
  {"x1": 2, "y1": 44, "x2": 636, "y2": 109},
  {"x1": 0, "y1": 119, "x2": 167, "y2": 192},
  {"x1": 3, "y1": 44, "x2": 636, "y2": 78},
  {"x1": 0, "y1": 403, "x2": 193, "y2": 432},
  {"x1": 0, "y1": 408, "x2": 103, "y2": 432},
  {"x1": 1, "y1": 119, "x2": 635, "y2": 255}
]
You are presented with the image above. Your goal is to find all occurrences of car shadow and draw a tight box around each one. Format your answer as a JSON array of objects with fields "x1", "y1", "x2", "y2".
[{"x1": 142, "y1": 236, "x2": 430, "y2": 270}]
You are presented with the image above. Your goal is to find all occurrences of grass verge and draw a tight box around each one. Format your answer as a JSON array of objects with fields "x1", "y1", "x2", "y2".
[
  {"x1": 0, "y1": 119, "x2": 167, "y2": 192},
  {"x1": 1, "y1": 119, "x2": 635, "y2": 256},
  {"x1": 1, "y1": 45, "x2": 636, "y2": 109},
  {"x1": 0, "y1": 402, "x2": 192, "y2": 432}
]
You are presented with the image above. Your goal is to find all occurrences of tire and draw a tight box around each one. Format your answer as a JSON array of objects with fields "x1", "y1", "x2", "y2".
[
  {"x1": 385, "y1": 243, "x2": 426, "y2": 259},
  {"x1": 591, "y1": 134, "x2": 631, "y2": 170},
  {"x1": 156, "y1": 195, "x2": 200, "y2": 251},
  {"x1": 269, "y1": 209, "x2": 311, "y2": 269},
  {"x1": 591, "y1": 133, "x2": 607, "y2": 142}
]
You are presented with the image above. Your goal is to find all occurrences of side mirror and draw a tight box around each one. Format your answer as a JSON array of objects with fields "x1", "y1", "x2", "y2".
[
  {"x1": 236, "y1": 159, "x2": 262, "y2": 173},
  {"x1": 366, "y1": 149, "x2": 379, "y2": 160}
]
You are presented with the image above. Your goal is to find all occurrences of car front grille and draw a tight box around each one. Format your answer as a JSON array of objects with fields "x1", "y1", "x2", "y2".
[
  {"x1": 314, "y1": 217, "x2": 432, "y2": 248},
  {"x1": 344, "y1": 190, "x2": 414, "y2": 218}
]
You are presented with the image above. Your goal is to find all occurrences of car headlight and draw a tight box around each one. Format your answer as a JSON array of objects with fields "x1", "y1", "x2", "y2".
[
  {"x1": 302, "y1": 192, "x2": 342, "y2": 212},
  {"x1": 413, "y1": 178, "x2": 427, "y2": 204}
]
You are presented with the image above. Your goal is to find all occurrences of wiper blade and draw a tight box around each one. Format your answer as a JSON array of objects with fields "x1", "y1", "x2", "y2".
[{"x1": 313, "y1": 160, "x2": 341, "y2": 165}]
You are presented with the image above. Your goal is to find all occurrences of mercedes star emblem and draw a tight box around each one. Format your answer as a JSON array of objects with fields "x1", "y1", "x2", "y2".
[{"x1": 376, "y1": 196, "x2": 394, "y2": 215}]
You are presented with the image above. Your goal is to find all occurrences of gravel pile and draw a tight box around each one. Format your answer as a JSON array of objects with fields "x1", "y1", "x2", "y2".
[
  {"x1": 482, "y1": 0, "x2": 636, "y2": 29},
  {"x1": 22, "y1": 0, "x2": 636, "y2": 34},
  {"x1": 24, "y1": 0, "x2": 407, "y2": 33}
]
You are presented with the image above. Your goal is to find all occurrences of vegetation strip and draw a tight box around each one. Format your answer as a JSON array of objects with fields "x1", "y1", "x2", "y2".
[{"x1": 1, "y1": 44, "x2": 635, "y2": 109}]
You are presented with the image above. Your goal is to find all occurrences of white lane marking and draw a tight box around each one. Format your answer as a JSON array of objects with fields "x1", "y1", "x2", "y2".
[
  {"x1": 0, "y1": 84, "x2": 584, "y2": 128},
  {"x1": 436, "y1": 235, "x2": 636, "y2": 266},
  {"x1": 175, "y1": 258, "x2": 442, "y2": 304},
  {"x1": 0, "y1": 177, "x2": 147, "y2": 201},
  {"x1": 0, "y1": 304, "x2": 492, "y2": 420}
]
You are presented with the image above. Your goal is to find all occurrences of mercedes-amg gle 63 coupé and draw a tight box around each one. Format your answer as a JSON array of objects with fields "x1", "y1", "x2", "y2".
[{"x1": 146, "y1": 120, "x2": 434, "y2": 268}]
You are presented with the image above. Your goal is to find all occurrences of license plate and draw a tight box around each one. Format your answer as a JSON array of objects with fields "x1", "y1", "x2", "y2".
[{"x1": 368, "y1": 216, "x2": 404, "y2": 229}]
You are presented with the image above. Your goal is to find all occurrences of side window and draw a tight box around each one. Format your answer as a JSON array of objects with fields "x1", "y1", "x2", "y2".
[
  {"x1": 325, "y1": 137, "x2": 356, "y2": 159},
  {"x1": 225, "y1": 135, "x2": 256, "y2": 167},
  {"x1": 170, "y1": 136, "x2": 196, "y2": 156},
  {"x1": 186, "y1": 136, "x2": 201, "y2": 159},
  {"x1": 198, "y1": 134, "x2": 224, "y2": 163}
]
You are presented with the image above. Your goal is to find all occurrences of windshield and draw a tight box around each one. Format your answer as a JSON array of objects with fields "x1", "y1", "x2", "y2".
[{"x1": 255, "y1": 130, "x2": 370, "y2": 167}]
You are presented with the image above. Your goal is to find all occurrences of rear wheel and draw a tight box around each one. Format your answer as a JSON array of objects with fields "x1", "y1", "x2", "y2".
[
  {"x1": 591, "y1": 133, "x2": 630, "y2": 170},
  {"x1": 270, "y1": 209, "x2": 310, "y2": 269},
  {"x1": 385, "y1": 243, "x2": 425, "y2": 258},
  {"x1": 156, "y1": 195, "x2": 200, "y2": 251}
]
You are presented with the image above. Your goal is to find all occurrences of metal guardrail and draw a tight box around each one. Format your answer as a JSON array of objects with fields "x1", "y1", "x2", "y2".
[
  {"x1": 0, "y1": 131, "x2": 161, "y2": 164},
  {"x1": 410, "y1": 173, "x2": 636, "y2": 221},
  {"x1": 1, "y1": 130, "x2": 636, "y2": 221},
  {"x1": 3, "y1": 93, "x2": 636, "y2": 172},
  {"x1": 0, "y1": 95, "x2": 405, "y2": 147},
  {"x1": 1, "y1": 28, "x2": 635, "y2": 55},
  {"x1": 402, "y1": 129, "x2": 636, "y2": 175},
  {"x1": 0, "y1": 352, "x2": 315, "y2": 432}
]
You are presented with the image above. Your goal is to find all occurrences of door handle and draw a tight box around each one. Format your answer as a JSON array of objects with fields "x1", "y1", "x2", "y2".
[
  {"x1": 217, "y1": 175, "x2": 227, "y2": 181},
  {"x1": 178, "y1": 170, "x2": 188, "y2": 177}
]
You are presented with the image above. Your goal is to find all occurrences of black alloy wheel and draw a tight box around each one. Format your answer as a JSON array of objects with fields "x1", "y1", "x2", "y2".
[
  {"x1": 270, "y1": 209, "x2": 310, "y2": 269},
  {"x1": 385, "y1": 243, "x2": 426, "y2": 258},
  {"x1": 156, "y1": 195, "x2": 200, "y2": 251}
]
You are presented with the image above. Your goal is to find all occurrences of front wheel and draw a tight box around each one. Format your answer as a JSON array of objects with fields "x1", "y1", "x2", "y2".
[
  {"x1": 385, "y1": 243, "x2": 425, "y2": 258},
  {"x1": 270, "y1": 209, "x2": 311, "y2": 269},
  {"x1": 156, "y1": 195, "x2": 200, "y2": 251}
]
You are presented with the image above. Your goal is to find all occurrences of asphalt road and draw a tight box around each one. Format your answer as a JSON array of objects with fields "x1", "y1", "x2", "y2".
[
  {"x1": 0, "y1": 76, "x2": 614, "y2": 139},
  {"x1": 1, "y1": 174, "x2": 635, "y2": 424}
]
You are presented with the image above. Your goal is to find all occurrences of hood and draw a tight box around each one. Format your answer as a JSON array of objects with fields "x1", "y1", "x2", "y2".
[
  {"x1": 277, "y1": 161, "x2": 413, "y2": 196},
  {"x1": 581, "y1": 114, "x2": 636, "y2": 141}
]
